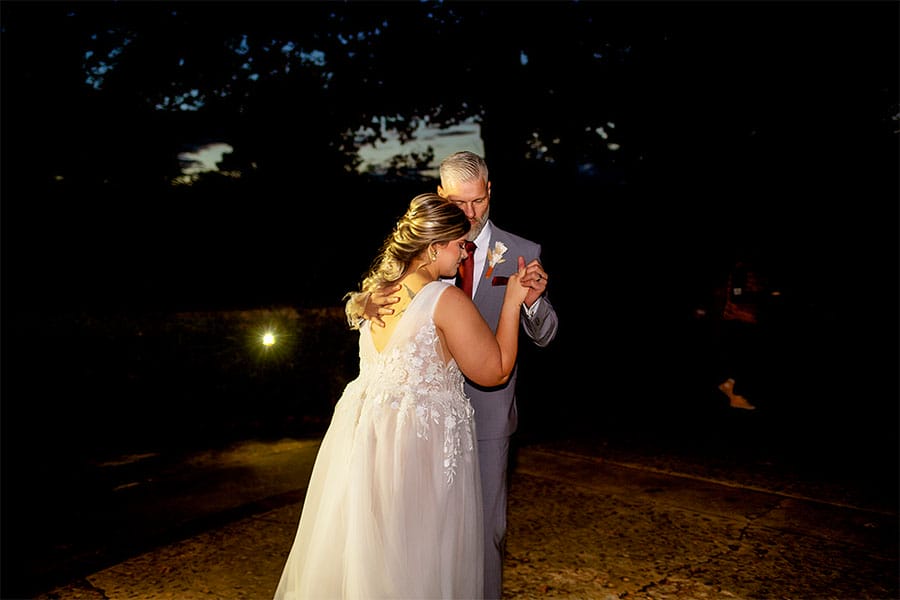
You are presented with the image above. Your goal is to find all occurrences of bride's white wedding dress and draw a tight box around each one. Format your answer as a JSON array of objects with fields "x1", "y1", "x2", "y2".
[{"x1": 273, "y1": 281, "x2": 484, "y2": 599}]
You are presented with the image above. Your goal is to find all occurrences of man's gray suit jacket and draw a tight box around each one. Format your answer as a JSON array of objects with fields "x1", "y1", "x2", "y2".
[{"x1": 466, "y1": 223, "x2": 559, "y2": 441}]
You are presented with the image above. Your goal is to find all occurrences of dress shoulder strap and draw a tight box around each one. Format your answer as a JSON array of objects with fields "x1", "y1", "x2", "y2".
[{"x1": 415, "y1": 280, "x2": 453, "y2": 317}]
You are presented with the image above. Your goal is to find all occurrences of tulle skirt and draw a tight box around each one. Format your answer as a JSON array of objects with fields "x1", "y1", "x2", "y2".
[{"x1": 273, "y1": 385, "x2": 484, "y2": 599}]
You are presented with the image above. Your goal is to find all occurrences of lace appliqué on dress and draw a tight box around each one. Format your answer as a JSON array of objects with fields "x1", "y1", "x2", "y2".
[{"x1": 360, "y1": 321, "x2": 474, "y2": 486}]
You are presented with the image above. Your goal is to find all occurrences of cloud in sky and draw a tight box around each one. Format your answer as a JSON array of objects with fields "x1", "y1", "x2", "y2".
[{"x1": 178, "y1": 142, "x2": 234, "y2": 175}]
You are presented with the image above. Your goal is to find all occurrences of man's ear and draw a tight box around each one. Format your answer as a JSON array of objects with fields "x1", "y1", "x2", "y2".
[{"x1": 437, "y1": 185, "x2": 446, "y2": 198}]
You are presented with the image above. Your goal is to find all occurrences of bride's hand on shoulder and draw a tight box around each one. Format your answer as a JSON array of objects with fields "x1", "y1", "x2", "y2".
[{"x1": 504, "y1": 256, "x2": 530, "y2": 306}]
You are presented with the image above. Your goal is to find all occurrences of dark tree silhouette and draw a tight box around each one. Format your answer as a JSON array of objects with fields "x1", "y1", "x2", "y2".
[{"x1": 1, "y1": 0, "x2": 896, "y2": 313}]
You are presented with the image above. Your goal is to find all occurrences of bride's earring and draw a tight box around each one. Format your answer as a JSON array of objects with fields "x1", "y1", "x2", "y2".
[{"x1": 429, "y1": 248, "x2": 437, "y2": 262}]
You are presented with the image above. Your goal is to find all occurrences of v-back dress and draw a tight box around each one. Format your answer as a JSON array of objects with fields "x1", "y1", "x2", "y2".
[{"x1": 273, "y1": 281, "x2": 484, "y2": 599}]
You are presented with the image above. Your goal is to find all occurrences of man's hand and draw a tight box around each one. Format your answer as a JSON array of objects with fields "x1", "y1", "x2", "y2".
[
  {"x1": 517, "y1": 256, "x2": 549, "y2": 308},
  {"x1": 363, "y1": 284, "x2": 402, "y2": 327}
]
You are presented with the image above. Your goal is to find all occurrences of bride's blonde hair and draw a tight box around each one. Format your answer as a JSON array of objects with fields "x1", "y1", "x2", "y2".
[{"x1": 344, "y1": 193, "x2": 470, "y2": 329}]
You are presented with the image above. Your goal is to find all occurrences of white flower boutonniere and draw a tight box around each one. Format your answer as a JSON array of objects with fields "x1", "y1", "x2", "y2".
[{"x1": 484, "y1": 241, "x2": 508, "y2": 279}]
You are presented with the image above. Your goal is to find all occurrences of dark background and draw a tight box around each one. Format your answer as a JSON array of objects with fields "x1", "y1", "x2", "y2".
[
  {"x1": 3, "y1": 0, "x2": 897, "y2": 470},
  {"x1": 1, "y1": 2, "x2": 898, "y2": 594},
  {"x1": 2, "y1": 1, "x2": 897, "y2": 311}
]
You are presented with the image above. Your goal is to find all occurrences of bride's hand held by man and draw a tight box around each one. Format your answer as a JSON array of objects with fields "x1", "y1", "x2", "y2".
[{"x1": 504, "y1": 256, "x2": 531, "y2": 306}]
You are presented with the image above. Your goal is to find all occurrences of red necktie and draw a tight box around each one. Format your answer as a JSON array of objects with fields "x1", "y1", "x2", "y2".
[{"x1": 457, "y1": 241, "x2": 477, "y2": 297}]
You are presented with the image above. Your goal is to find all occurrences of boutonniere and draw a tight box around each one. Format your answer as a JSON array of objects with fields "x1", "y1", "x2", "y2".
[{"x1": 484, "y1": 241, "x2": 508, "y2": 279}]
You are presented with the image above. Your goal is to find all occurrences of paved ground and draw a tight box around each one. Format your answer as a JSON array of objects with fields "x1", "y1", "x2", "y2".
[
  {"x1": 26, "y1": 435, "x2": 899, "y2": 600},
  {"x1": 7, "y1": 294, "x2": 897, "y2": 599}
]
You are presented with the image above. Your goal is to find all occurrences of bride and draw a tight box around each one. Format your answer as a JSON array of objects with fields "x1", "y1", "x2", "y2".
[{"x1": 273, "y1": 193, "x2": 528, "y2": 599}]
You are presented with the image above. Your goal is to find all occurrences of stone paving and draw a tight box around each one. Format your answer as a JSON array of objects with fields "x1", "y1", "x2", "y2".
[
  {"x1": 32, "y1": 441, "x2": 898, "y2": 600},
  {"x1": 503, "y1": 448, "x2": 898, "y2": 599}
]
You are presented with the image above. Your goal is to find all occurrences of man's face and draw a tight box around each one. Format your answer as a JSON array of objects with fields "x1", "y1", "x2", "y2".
[{"x1": 438, "y1": 179, "x2": 491, "y2": 240}]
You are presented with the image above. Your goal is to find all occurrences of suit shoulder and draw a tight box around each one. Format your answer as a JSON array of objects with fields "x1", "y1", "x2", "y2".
[{"x1": 490, "y1": 225, "x2": 541, "y2": 254}]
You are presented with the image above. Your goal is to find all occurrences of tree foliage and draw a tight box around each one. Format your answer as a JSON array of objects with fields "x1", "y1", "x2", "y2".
[
  {"x1": 2, "y1": 0, "x2": 896, "y2": 311},
  {"x1": 3, "y1": 1, "x2": 671, "y2": 186}
]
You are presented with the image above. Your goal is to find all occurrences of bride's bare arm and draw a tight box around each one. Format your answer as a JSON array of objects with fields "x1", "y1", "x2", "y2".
[{"x1": 436, "y1": 267, "x2": 528, "y2": 387}]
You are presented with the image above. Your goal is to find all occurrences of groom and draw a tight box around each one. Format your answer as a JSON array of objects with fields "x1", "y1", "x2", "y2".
[{"x1": 352, "y1": 151, "x2": 559, "y2": 598}]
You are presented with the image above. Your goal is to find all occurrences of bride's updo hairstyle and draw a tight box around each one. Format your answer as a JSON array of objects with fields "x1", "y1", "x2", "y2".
[{"x1": 344, "y1": 193, "x2": 470, "y2": 328}]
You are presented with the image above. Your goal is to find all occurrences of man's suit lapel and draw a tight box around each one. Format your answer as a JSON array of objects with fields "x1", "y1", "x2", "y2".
[{"x1": 474, "y1": 228, "x2": 508, "y2": 305}]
